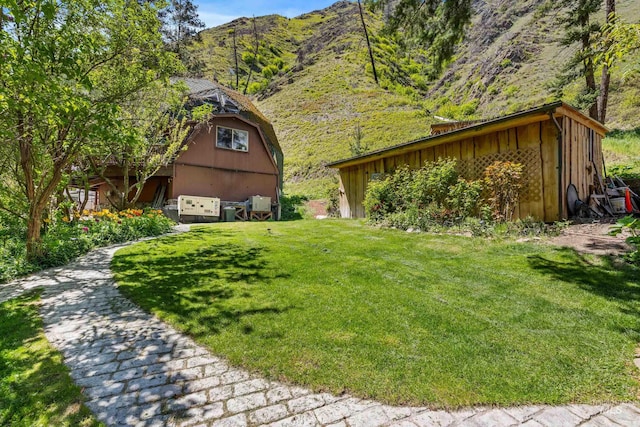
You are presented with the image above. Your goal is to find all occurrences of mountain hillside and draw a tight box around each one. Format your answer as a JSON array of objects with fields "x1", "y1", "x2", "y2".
[{"x1": 191, "y1": 0, "x2": 640, "y2": 197}]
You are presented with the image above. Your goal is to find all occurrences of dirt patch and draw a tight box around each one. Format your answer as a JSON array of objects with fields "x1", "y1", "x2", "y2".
[
  {"x1": 546, "y1": 221, "x2": 632, "y2": 256},
  {"x1": 306, "y1": 200, "x2": 328, "y2": 218}
]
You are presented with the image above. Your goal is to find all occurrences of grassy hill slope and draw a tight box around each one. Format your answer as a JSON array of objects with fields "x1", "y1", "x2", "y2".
[
  {"x1": 426, "y1": 0, "x2": 640, "y2": 129},
  {"x1": 191, "y1": 0, "x2": 640, "y2": 197}
]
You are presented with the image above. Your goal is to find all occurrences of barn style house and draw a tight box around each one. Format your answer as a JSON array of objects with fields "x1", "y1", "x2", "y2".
[
  {"x1": 96, "y1": 78, "x2": 284, "y2": 215},
  {"x1": 327, "y1": 102, "x2": 608, "y2": 222}
]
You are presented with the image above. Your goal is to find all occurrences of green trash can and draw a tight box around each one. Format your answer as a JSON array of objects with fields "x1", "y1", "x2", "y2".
[{"x1": 223, "y1": 206, "x2": 236, "y2": 222}]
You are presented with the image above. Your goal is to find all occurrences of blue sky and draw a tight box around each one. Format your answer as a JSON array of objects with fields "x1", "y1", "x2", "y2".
[{"x1": 196, "y1": 0, "x2": 343, "y2": 28}]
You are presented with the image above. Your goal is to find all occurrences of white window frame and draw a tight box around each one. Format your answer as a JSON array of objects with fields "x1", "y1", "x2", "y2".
[{"x1": 216, "y1": 126, "x2": 249, "y2": 152}]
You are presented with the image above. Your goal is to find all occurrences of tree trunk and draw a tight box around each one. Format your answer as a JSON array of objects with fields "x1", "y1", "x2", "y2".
[
  {"x1": 244, "y1": 17, "x2": 259, "y2": 95},
  {"x1": 358, "y1": 0, "x2": 379, "y2": 85},
  {"x1": 232, "y1": 26, "x2": 239, "y2": 90},
  {"x1": 26, "y1": 200, "x2": 46, "y2": 261},
  {"x1": 578, "y1": 10, "x2": 598, "y2": 120},
  {"x1": 598, "y1": 0, "x2": 616, "y2": 124}
]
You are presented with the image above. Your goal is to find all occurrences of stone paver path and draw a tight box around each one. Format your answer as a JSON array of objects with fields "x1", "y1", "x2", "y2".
[{"x1": 2, "y1": 240, "x2": 640, "y2": 426}]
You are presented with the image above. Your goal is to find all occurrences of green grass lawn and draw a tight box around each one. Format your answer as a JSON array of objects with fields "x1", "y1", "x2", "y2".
[
  {"x1": 112, "y1": 220, "x2": 640, "y2": 408},
  {"x1": 603, "y1": 129, "x2": 640, "y2": 177},
  {"x1": 0, "y1": 291, "x2": 101, "y2": 426}
]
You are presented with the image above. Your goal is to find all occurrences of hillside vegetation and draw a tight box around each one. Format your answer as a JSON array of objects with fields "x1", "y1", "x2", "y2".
[{"x1": 191, "y1": 0, "x2": 640, "y2": 197}]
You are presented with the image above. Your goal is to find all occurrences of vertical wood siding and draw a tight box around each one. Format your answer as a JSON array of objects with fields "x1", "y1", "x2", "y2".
[{"x1": 338, "y1": 118, "x2": 575, "y2": 222}]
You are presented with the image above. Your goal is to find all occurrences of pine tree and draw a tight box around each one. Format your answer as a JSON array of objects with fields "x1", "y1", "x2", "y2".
[
  {"x1": 160, "y1": 0, "x2": 206, "y2": 76},
  {"x1": 365, "y1": 0, "x2": 473, "y2": 73},
  {"x1": 554, "y1": 0, "x2": 616, "y2": 123}
]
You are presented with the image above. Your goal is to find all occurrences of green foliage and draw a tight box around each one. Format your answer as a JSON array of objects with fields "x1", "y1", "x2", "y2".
[
  {"x1": 368, "y1": 33, "x2": 437, "y2": 94},
  {"x1": 348, "y1": 125, "x2": 370, "y2": 156},
  {"x1": 0, "y1": 209, "x2": 175, "y2": 283},
  {"x1": 610, "y1": 215, "x2": 640, "y2": 264},
  {"x1": 432, "y1": 99, "x2": 479, "y2": 120},
  {"x1": 324, "y1": 177, "x2": 341, "y2": 217},
  {"x1": 484, "y1": 161, "x2": 524, "y2": 222},
  {"x1": 0, "y1": 0, "x2": 182, "y2": 259},
  {"x1": 247, "y1": 81, "x2": 268, "y2": 94},
  {"x1": 0, "y1": 291, "x2": 101, "y2": 426},
  {"x1": 367, "y1": 0, "x2": 473, "y2": 74},
  {"x1": 500, "y1": 58, "x2": 513, "y2": 68},
  {"x1": 241, "y1": 51, "x2": 257, "y2": 66},
  {"x1": 504, "y1": 85, "x2": 520, "y2": 97},
  {"x1": 279, "y1": 194, "x2": 309, "y2": 221},
  {"x1": 599, "y1": 20, "x2": 640, "y2": 76},
  {"x1": 89, "y1": 83, "x2": 192, "y2": 211},
  {"x1": 364, "y1": 159, "x2": 483, "y2": 228},
  {"x1": 261, "y1": 64, "x2": 280, "y2": 79},
  {"x1": 363, "y1": 176, "x2": 397, "y2": 221}
]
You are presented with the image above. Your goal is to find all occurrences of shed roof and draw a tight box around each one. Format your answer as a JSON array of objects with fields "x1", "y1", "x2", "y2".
[{"x1": 327, "y1": 102, "x2": 608, "y2": 169}]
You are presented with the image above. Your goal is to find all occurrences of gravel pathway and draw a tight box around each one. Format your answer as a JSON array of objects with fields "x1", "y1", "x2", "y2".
[{"x1": 1, "y1": 237, "x2": 639, "y2": 426}]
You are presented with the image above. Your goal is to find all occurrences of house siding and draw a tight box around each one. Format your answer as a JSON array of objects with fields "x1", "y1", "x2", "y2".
[{"x1": 171, "y1": 116, "x2": 278, "y2": 201}]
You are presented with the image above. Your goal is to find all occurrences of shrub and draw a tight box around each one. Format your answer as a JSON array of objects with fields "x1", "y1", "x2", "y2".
[
  {"x1": 363, "y1": 176, "x2": 397, "y2": 222},
  {"x1": 262, "y1": 64, "x2": 279, "y2": 80},
  {"x1": 410, "y1": 159, "x2": 459, "y2": 208},
  {"x1": 0, "y1": 208, "x2": 175, "y2": 283},
  {"x1": 484, "y1": 161, "x2": 524, "y2": 222},
  {"x1": 504, "y1": 85, "x2": 519, "y2": 97},
  {"x1": 324, "y1": 177, "x2": 340, "y2": 218},
  {"x1": 610, "y1": 216, "x2": 640, "y2": 264},
  {"x1": 364, "y1": 159, "x2": 484, "y2": 228},
  {"x1": 241, "y1": 52, "x2": 256, "y2": 66},
  {"x1": 280, "y1": 194, "x2": 309, "y2": 221},
  {"x1": 247, "y1": 80, "x2": 268, "y2": 94}
]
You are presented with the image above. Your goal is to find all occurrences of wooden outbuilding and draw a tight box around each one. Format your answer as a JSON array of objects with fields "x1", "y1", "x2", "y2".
[
  {"x1": 96, "y1": 78, "x2": 284, "y2": 212},
  {"x1": 327, "y1": 102, "x2": 608, "y2": 222}
]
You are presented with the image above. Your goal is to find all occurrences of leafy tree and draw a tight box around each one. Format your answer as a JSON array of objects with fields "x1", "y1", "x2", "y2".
[
  {"x1": 160, "y1": 0, "x2": 206, "y2": 75},
  {"x1": 599, "y1": 19, "x2": 640, "y2": 79},
  {"x1": 551, "y1": 0, "x2": 612, "y2": 122},
  {"x1": 86, "y1": 83, "x2": 197, "y2": 210},
  {"x1": 366, "y1": 0, "x2": 473, "y2": 73},
  {"x1": 0, "y1": 0, "x2": 181, "y2": 260}
]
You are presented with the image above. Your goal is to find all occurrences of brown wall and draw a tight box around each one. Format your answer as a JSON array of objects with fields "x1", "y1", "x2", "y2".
[
  {"x1": 559, "y1": 116, "x2": 603, "y2": 218},
  {"x1": 97, "y1": 177, "x2": 169, "y2": 209},
  {"x1": 171, "y1": 116, "x2": 279, "y2": 201},
  {"x1": 338, "y1": 118, "x2": 575, "y2": 222}
]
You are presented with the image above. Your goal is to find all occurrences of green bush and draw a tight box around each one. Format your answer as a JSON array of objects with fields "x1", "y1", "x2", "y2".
[
  {"x1": 241, "y1": 52, "x2": 257, "y2": 66},
  {"x1": 363, "y1": 176, "x2": 397, "y2": 222},
  {"x1": 610, "y1": 216, "x2": 640, "y2": 264},
  {"x1": 280, "y1": 194, "x2": 309, "y2": 221},
  {"x1": 262, "y1": 64, "x2": 279, "y2": 79},
  {"x1": 0, "y1": 208, "x2": 175, "y2": 283},
  {"x1": 364, "y1": 159, "x2": 484, "y2": 228}
]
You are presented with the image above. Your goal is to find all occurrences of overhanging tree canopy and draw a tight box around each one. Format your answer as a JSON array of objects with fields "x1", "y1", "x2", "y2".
[{"x1": 0, "y1": 0, "x2": 182, "y2": 259}]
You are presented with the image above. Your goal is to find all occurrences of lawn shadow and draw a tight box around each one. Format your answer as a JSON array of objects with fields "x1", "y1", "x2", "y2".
[
  {"x1": 0, "y1": 291, "x2": 97, "y2": 426},
  {"x1": 528, "y1": 248, "x2": 640, "y2": 335},
  {"x1": 111, "y1": 227, "x2": 292, "y2": 336}
]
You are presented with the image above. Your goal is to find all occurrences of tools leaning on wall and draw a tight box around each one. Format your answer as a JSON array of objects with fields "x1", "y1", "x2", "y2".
[{"x1": 584, "y1": 175, "x2": 640, "y2": 218}]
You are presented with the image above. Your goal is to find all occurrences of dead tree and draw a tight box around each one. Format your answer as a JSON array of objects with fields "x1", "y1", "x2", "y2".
[{"x1": 358, "y1": 0, "x2": 379, "y2": 85}]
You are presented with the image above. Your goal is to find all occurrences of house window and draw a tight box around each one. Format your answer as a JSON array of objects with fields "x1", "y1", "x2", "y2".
[{"x1": 216, "y1": 126, "x2": 248, "y2": 152}]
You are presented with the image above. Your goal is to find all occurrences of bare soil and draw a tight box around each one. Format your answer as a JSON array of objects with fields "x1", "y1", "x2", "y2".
[
  {"x1": 306, "y1": 200, "x2": 328, "y2": 218},
  {"x1": 546, "y1": 221, "x2": 632, "y2": 256}
]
